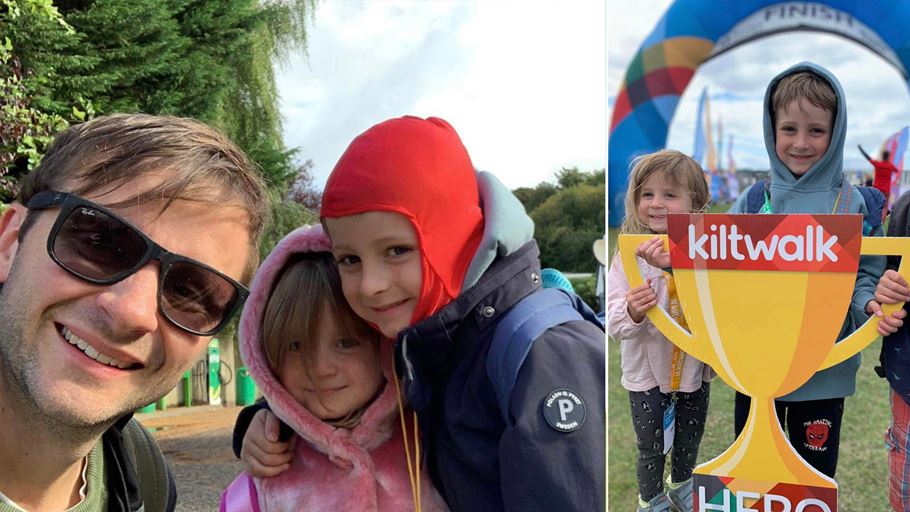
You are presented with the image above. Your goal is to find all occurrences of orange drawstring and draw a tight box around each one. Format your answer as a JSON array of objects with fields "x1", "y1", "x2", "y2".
[{"x1": 394, "y1": 372, "x2": 421, "y2": 512}]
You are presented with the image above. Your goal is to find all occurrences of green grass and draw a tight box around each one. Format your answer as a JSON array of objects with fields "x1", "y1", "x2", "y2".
[
  {"x1": 607, "y1": 203, "x2": 893, "y2": 511},
  {"x1": 608, "y1": 340, "x2": 891, "y2": 510}
]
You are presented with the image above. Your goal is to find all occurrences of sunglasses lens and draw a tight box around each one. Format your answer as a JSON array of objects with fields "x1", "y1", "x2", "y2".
[
  {"x1": 54, "y1": 206, "x2": 148, "y2": 281},
  {"x1": 52, "y1": 203, "x2": 239, "y2": 334},
  {"x1": 161, "y1": 261, "x2": 238, "y2": 334}
]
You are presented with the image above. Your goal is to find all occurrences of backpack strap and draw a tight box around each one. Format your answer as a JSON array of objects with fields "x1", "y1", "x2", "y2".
[
  {"x1": 486, "y1": 288, "x2": 603, "y2": 423},
  {"x1": 122, "y1": 418, "x2": 172, "y2": 512},
  {"x1": 744, "y1": 179, "x2": 769, "y2": 214},
  {"x1": 748, "y1": 178, "x2": 885, "y2": 235}
]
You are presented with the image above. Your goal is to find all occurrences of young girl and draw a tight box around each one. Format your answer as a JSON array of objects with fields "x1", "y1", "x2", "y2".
[
  {"x1": 220, "y1": 225, "x2": 447, "y2": 512},
  {"x1": 607, "y1": 149, "x2": 714, "y2": 512},
  {"x1": 239, "y1": 116, "x2": 605, "y2": 511}
]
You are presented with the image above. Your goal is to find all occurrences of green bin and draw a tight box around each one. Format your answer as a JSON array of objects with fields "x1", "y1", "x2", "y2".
[
  {"x1": 137, "y1": 402, "x2": 156, "y2": 414},
  {"x1": 236, "y1": 367, "x2": 256, "y2": 405}
]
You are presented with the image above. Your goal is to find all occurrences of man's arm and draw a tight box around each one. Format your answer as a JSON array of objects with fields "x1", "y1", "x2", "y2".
[
  {"x1": 498, "y1": 320, "x2": 605, "y2": 511},
  {"x1": 858, "y1": 144, "x2": 873, "y2": 163}
]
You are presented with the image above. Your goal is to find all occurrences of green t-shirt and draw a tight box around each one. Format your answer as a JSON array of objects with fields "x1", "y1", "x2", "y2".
[{"x1": 0, "y1": 440, "x2": 108, "y2": 512}]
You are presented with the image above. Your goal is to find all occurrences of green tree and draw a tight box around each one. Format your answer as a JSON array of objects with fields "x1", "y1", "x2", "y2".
[
  {"x1": 223, "y1": 187, "x2": 317, "y2": 347},
  {"x1": 173, "y1": 0, "x2": 316, "y2": 188},
  {"x1": 259, "y1": 187, "x2": 319, "y2": 262},
  {"x1": 513, "y1": 181, "x2": 557, "y2": 213},
  {"x1": 555, "y1": 166, "x2": 586, "y2": 189},
  {"x1": 525, "y1": 174, "x2": 605, "y2": 273},
  {"x1": 57, "y1": 0, "x2": 188, "y2": 115},
  {"x1": 0, "y1": 0, "x2": 75, "y2": 198},
  {"x1": 2, "y1": 0, "x2": 318, "y2": 198}
]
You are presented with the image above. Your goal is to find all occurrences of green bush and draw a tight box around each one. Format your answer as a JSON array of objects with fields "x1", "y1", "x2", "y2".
[{"x1": 568, "y1": 275, "x2": 598, "y2": 311}]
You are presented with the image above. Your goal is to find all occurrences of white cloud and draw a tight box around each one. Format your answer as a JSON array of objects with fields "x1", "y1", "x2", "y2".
[{"x1": 276, "y1": 0, "x2": 606, "y2": 191}]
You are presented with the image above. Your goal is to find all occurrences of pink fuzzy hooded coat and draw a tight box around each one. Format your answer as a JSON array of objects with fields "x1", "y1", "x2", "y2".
[{"x1": 223, "y1": 225, "x2": 448, "y2": 512}]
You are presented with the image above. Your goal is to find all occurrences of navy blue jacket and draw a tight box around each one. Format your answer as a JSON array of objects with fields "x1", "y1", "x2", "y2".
[
  {"x1": 396, "y1": 240, "x2": 605, "y2": 511},
  {"x1": 883, "y1": 191, "x2": 910, "y2": 405}
]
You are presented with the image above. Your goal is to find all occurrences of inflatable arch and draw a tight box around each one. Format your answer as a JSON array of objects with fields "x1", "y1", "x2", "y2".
[{"x1": 608, "y1": 0, "x2": 910, "y2": 226}]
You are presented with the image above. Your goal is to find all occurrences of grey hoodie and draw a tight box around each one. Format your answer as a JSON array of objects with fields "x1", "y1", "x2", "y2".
[{"x1": 729, "y1": 61, "x2": 884, "y2": 401}]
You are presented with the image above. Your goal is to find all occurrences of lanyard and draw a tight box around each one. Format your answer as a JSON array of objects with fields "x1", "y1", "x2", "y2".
[
  {"x1": 664, "y1": 271, "x2": 687, "y2": 393},
  {"x1": 393, "y1": 367, "x2": 422, "y2": 512}
]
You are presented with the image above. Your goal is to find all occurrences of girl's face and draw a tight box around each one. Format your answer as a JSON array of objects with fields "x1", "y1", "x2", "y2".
[
  {"x1": 325, "y1": 211, "x2": 423, "y2": 339},
  {"x1": 277, "y1": 302, "x2": 382, "y2": 421},
  {"x1": 636, "y1": 173, "x2": 692, "y2": 234}
]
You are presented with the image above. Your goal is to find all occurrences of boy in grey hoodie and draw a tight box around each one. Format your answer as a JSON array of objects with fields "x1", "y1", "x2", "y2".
[{"x1": 726, "y1": 62, "x2": 885, "y2": 477}]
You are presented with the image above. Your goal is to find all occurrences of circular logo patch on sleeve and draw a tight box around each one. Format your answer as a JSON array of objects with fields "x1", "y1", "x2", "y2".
[{"x1": 542, "y1": 389, "x2": 586, "y2": 432}]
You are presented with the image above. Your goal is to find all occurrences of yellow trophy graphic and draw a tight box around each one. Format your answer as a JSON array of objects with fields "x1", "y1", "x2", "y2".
[{"x1": 618, "y1": 213, "x2": 910, "y2": 512}]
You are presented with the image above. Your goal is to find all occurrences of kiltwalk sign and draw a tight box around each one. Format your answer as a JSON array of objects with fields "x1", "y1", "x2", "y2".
[{"x1": 618, "y1": 213, "x2": 910, "y2": 511}]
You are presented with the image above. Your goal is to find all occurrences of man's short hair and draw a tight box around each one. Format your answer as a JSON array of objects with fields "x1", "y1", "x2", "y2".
[
  {"x1": 18, "y1": 114, "x2": 269, "y2": 283},
  {"x1": 771, "y1": 70, "x2": 837, "y2": 123}
]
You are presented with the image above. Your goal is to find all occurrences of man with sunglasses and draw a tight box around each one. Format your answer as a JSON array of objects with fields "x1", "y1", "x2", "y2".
[{"x1": 0, "y1": 114, "x2": 268, "y2": 511}]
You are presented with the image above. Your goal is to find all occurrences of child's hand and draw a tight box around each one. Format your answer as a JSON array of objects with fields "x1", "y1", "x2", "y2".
[
  {"x1": 636, "y1": 236, "x2": 670, "y2": 269},
  {"x1": 626, "y1": 279, "x2": 657, "y2": 323},
  {"x1": 876, "y1": 269, "x2": 910, "y2": 305},
  {"x1": 241, "y1": 409, "x2": 296, "y2": 478},
  {"x1": 866, "y1": 298, "x2": 908, "y2": 336}
]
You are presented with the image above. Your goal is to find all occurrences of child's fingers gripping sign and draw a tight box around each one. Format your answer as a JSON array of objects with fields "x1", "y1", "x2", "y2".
[
  {"x1": 636, "y1": 236, "x2": 670, "y2": 269},
  {"x1": 876, "y1": 269, "x2": 910, "y2": 304},
  {"x1": 626, "y1": 278, "x2": 657, "y2": 322}
]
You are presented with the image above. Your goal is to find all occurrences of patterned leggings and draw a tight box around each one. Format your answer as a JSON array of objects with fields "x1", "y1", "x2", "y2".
[{"x1": 628, "y1": 382, "x2": 710, "y2": 501}]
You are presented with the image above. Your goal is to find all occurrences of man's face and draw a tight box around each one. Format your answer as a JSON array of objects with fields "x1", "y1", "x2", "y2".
[{"x1": 0, "y1": 179, "x2": 251, "y2": 428}]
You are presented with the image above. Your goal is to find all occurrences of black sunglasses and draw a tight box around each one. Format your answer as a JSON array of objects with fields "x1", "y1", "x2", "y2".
[{"x1": 26, "y1": 191, "x2": 249, "y2": 336}]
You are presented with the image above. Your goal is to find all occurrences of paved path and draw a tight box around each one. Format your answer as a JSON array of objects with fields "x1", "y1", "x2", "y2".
[{"x1": 136, "y1": 405, "x2": 244, "y2": 511}]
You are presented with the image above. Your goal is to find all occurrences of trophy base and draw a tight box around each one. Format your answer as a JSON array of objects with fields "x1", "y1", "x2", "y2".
[{"x1": 694, "y1": 474, "x2": 837, "y2": 511}]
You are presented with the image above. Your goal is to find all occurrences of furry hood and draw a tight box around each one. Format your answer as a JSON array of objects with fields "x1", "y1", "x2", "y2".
[
  {"x1": 238, "y1": 224, "x2": 400, "y2": 463},
  {"x1": 233, "y1": 224, "x2": 449, "y2": 511},
  {"x1": 460, "y1": 170, "x2": 534, "y2": 289}
]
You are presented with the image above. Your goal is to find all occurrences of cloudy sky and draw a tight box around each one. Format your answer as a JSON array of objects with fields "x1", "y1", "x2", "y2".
[
  {"x1": 275, "y1": 1, "x2": 606, "y2": 191},
  {"x1": 608, "y1": 0, "x2": 910, "y2": 173}
]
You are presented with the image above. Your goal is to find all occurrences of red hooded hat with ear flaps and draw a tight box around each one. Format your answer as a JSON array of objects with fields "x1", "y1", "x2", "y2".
[{"x1": 321, "y1": 116, "x2": 484, "y2": 327}]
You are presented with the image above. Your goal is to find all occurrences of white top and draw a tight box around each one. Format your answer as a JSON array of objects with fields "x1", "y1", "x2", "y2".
[
  {"x1": 0, "y1": 456, "x2": 89, "y2": 512},
  {"x1": 607, "y1": 251, "x2": 713, "y2": 393}
]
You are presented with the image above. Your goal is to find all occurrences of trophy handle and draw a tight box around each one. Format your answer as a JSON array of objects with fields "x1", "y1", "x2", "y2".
[
  {"x1": 820, "y1": 236, "x2": 910, "y2": 370},
  {"x1": 617, "y1": 234, "x2": 711, "y2": 363}
]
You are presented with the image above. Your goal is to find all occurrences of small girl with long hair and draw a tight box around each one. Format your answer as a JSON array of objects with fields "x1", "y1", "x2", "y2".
[
  {"x1": 220, "y1": 225, "x2": 447, "y2": 511},
  {"x1": 607, "y1": 149, "x2": 714, "y2": 512}
]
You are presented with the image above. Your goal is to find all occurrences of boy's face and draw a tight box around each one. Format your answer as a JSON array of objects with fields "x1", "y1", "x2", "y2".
[
  {"x1": 326, "y1": 211, "x2": 422, "y2": 339},
  {"x1": 774, "y1": 99, "x2": 833, "y2": 177}
]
